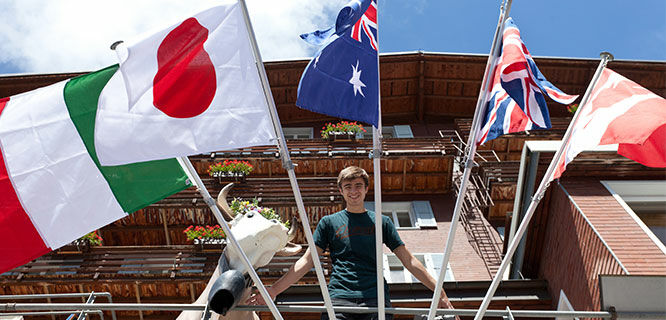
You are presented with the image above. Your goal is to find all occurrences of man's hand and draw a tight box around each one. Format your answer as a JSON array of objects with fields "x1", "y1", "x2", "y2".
[
  {"x1": 437, "y1": 295, "x2": 453, "y2": 309},
  {"x1": 246, "y1": 287, "x2": 276, "y2": 305}
]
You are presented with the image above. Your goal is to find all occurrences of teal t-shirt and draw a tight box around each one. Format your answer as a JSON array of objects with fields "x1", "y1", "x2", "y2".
[{"x1": 313, "y1": 210, "x2": 404, "y2": 299}]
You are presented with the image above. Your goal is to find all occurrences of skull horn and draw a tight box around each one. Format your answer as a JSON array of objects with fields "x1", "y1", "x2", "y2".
[
  {"x1": 287, "y1": 216, "x2": 298, "y2": 242},
  {"x1": 275, "y1": 242, "x2": 303, "y2": 257},
  {"x1": 216, "y1": 183, "x2": 237, "y2": 222}
]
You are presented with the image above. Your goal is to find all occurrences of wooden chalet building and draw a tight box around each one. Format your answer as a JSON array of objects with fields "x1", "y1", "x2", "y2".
[{"x1": 1, "y1": 52, "x2": 664, "y2": 319}]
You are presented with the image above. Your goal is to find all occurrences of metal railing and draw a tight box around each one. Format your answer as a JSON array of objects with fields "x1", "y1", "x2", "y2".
[
  {"x1": 0, "y1": 292, "x2": 115, "y2": 320},
  {"x1": 190, "y1": 137, "x2": 454, "y2": 160},
  {"x1": 2, "y1": 302, "x2": 664, "y2": 319}
]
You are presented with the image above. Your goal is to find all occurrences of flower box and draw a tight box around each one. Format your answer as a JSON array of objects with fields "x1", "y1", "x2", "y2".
[
  {"x1": 211, "y1": 171, "x2": 247, "y2": 183},
  {"x1": 193, "y1": 238, "x2": 226, "y2": 252},
  {"x1": 321, "y1": 121, "x2": 365, "y2": 142},
  {"x1": 57, "y1": 231, "x2": 102, "y2": 253},
  {"x1": 57, "y1": 238, "x2": 91, "y2": 253},
  {"x1": 208, "y1": 160, "x2": 253, "y2": 183},
  {"x1": 326, "y1": 132, "x2": 357, "y2": 142}
]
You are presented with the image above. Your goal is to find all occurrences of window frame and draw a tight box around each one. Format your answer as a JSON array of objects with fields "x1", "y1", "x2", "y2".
[
  {"x1": 601, "y1": 180, "x2": 666, "y2": 254},
  {"x1": 382, "y1": 252, "x2": 455, "y2": 284},
  {"x1": 282, "y1": 127, "x2": 314, "y2": 140}
]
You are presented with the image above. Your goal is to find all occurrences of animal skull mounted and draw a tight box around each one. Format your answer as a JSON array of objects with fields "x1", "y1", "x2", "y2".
[
  {"x1": 216, "y1": 183, "x2": 300, "y2": 274},
  {"x1": 177, "y1": 183, "x2": 301, "y2": 319}
]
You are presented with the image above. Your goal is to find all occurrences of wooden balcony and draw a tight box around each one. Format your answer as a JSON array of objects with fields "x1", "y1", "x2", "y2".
[{"x1": 2, "y1": 246, "x2": 552, "y2": 320}]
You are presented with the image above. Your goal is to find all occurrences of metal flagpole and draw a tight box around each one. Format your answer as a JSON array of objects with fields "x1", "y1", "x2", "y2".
[
  {"x1": 373, "y1": 103, "x2": 385, "y2": 319},
  {"x1": 373, "y1": 2, "x2": 386, "y2": 318},
  {"x1": 236, "y1": 0, "x2": 336, "y2": 319},
  {"x1": 108, "y1": 21, "x2": 285, "y2": 319},
  {"x1": 473, "y1": 52, "x2": 614, "y2": 320},
  {"x1": 177, "y1": 157, "x2": 283, "y2": 319},
  {"x1": 426, "y1": 0, "x2": 512, "y2": 319}
]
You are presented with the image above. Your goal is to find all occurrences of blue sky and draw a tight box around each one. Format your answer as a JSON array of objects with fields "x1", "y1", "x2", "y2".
[
  {"x1": 0, "y1": 0, "x2": 664, "y2": 75},
  {"x1": 380, "y1": 0, "x2": 666, "y2": 61}
]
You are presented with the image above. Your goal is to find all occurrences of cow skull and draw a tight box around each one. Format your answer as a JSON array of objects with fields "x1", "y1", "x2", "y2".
[
  {"x1": 177, "y1": 184, "x2": 302, "y2": 319},
  {"x1": 216, "y1": 183, "x2": 299, "y2": 273}
]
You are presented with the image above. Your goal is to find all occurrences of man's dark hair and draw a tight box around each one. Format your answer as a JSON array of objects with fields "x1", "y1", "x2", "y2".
[{"x1": 337, "y1": 166, "x2": 369, "y2": 189}]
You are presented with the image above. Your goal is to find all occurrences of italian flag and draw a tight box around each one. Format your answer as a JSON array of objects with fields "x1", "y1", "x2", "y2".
[{"x1": 0, "y1": 65, "x2": 190, "y2": 273}]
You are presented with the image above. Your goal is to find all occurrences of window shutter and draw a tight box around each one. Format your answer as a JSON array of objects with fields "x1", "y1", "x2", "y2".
[
  {"x1": 382, "y1": 254, "x2": 392, "y2": 282},
  {"x1": 364, "y1": 201, "x2": 375, "y2": 212},
  {"x1": 428, "y1": 253, "x2": 455, "y2": 281},
  {"x1": 393, "y1": 125, "x2": 414, "y2": 138},
  {"x1": 411, "y1": 201, "x2": 437, "y2": 228}
]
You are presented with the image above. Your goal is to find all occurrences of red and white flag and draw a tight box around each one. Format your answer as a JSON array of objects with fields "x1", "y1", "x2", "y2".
[
  {"x1": 553, "y1": 68, "x2": 666, "y2": 179},
  {"x1": 95, "y1": 1, "x2": 275, "y2": 166}
]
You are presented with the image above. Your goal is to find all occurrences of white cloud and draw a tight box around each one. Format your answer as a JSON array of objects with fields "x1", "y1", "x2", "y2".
[{"x1": 0, "y1": 0, "x2": 347, "y2": 74}]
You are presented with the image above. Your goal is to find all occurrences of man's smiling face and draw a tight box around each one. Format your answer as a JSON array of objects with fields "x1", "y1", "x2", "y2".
[{"x1": 339, "y1": 177, "x2": 368, "y2": 211}]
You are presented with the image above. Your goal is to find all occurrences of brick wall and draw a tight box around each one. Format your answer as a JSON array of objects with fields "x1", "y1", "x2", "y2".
[
  {"x1": 538, "y1": 182, "x2": 626, "y2": 311},
  {"x1": 561, "y1": 180, "x2": 666, "y2": 275}
]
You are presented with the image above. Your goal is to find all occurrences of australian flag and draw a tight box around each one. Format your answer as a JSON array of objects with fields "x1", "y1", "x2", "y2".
[
  {"x1": 296, "y1": 0, "x2": 379, "y2": 127},
  {"x1": 477, "y1": 18, "x2": 578, "y2": 145}
]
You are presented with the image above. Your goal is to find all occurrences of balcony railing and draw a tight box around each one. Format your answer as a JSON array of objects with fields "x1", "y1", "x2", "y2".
[
  {"x1": 190, "y1": 137, "x2": 454, "y2": 160},
  {"x1": 2, "y1": 246, "x2": 331, "y2": 284}
]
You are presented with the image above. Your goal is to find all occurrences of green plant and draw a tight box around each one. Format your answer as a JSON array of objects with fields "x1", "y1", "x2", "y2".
[
  {"x1": 567, "y1": 103, "x2": 579, "y2": 114},
  {"x1": 229, "y1": 198, "x2": 288, "y2": 228},
  {"x1": 320, "y1": 121, "x2": 366, "y2": 139},
  {"x1": 208, "y1": 160, "x2": 254, "y2": 176},
  {"x1": 183, "y1": 225, "x2": 225, "y2": 241},
  {"x1": 80, "y1": 231, "x2": 103, "y2": 246}
]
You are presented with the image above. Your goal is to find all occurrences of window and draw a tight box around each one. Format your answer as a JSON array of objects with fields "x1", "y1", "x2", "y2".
[
  {"x1": 496, "y1": 226, "x2": 505, "y2": 241},
  {"x1": 383, "y1": 253, "x2": 454, "y2": 283},
  {"x1": 365, "y1": 201, "x2": 437, "y2": 229},
  {"x1": 602, "y1": 181, "x2": 666, "y2": 252},
  {"x1": 118, "y1": 258, "x2": 173, "y2": 275},
  {"x1": 282, "y1": 127, "x2": 313, "y2": 140},
  {"x1": 360, "y1": 125, "x2": 414, "y2": 139}
]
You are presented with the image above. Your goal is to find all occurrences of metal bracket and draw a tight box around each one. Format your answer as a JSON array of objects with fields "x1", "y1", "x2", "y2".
[
  {"x1": 201, "y1": 303, "x2": 212, "y2": 320},
  {"x1": 608, "y1": 306, "x2": 617, "y2": 320},
  {"x1": 461, "y1": 155, "x2": 477, "y2": 169},
  {"x1": 281, "y1": 159, "x2": 295, "y2": 171},
  {"x1": 370, "y1": 149, "x2": 382, "y2": 159},
  {"x1": 531, "y1": 188, "x2": 547, "y2": 203},
  {"x1": 203, "y1": 196, "x2": 217, "y2": 208},
  {"x1": 110, "y1": 40, "x2": 123, "y2": 50}
]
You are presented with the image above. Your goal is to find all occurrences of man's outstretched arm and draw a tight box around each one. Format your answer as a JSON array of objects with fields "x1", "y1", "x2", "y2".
[
  {"x1": 249, "y1": 245, "x2": 324, "y2": 305},
  {"x1": 393, "y1": 245, "x2": 455, "y2": 310}
]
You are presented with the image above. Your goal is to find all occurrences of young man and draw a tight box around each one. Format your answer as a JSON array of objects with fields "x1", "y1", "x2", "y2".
[{"x1": 249, "y1": 166, "x2": 455, "y2": 319}]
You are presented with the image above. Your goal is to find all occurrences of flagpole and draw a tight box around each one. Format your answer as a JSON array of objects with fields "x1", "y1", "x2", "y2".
[
  {"x1": 473, "y1": 52, "x2": 614, "y2": 320},
  {"x1": 109, "y1": 34, "x2": 285, "y2": 319},
  {"x1": 236, "y1": 1, "x2": 337, "y2": 319},
  {"x1": 373, "y1": 2, "x2": 386, "y2": 318},
  {"x1": 176, "y1": 157, "x2": 284, "y2": 319},
  {"x1": 426, "y1": 0, "x2": 512, "y2": 319}
]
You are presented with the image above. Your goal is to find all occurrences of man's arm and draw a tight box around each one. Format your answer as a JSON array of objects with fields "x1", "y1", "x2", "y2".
[
  {"x1": 393, "y1": 245, "x2": 454, "y2": 309},
  {"x1": 250, "y1": 245, "x2": 325, "y2": 305}
]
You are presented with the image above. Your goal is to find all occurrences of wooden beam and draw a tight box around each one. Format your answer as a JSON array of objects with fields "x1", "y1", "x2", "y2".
[
  {"x1": 417, "y1": 56, "x2": 425, "y2": 122},
  {"x1": 42, "y1": 284, "x2": 56, "y2": 320},
  {"x1": 134, "y1": 282, "x2": 144, "y2": 320},
  {"x1": 161, "y1": 210, "x2": 171, "y2": 246}
]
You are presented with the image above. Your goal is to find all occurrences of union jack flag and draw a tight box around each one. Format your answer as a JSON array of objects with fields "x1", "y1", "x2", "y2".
[
  {"x1": 477, "y1": 62, "x2": 534, "y2": 145},
  {"x1": 477, "y1": 18, "x2": 578, "y2": 145},
  {"x1": 350, "y1": 0, "x2": 378, "y2": 51}
]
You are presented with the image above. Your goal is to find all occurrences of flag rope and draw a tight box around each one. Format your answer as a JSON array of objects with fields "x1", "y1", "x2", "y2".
[
  {"x1": 426, "y1": 0, "x2": 513, "y2": 318},
  {"x1": 472, "y1": 52, "x2": 614, "y2": 320},
  {"x1": 236, "y1": 0, "x2": 337, "y2": 319}
]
